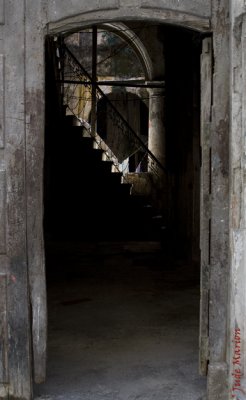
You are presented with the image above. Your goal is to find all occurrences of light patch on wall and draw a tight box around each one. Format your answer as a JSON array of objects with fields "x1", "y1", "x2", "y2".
[
  {"x1": 0, "y1": 0, "x2": 4, "y2": 25},
  {"x1": 141, "y1": 0, "x2": 211, "y2": 18},
  {"x1": 0, "y1": 273, "x2": 8, "y2": 383},
  {"x1": 48, "y1": 0, "x2": 119, "y2": 22},
  {"x1": 0, "y1": 55, "x2": 5, "y2": 148},
  {"x1": 120, "y1": 0, "x2": 140, "y2": 6},
  {"x1": 0, "y1": 170, "x2": 6, "y2": 254}
]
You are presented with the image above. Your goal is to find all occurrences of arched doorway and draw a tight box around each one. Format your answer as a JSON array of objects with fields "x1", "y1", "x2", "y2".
[{"x1": 35, "y1": 20, "x2": 209, "y2": 400}]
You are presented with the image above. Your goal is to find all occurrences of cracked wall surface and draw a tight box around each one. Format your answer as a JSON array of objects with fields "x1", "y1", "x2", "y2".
[{"x1": 2, "y1": 0, "x2": 245, "y2": 399}]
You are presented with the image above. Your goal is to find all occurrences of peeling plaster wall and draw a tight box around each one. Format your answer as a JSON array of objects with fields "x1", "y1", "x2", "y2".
[
  {"x1": 0, "y1": 0, "x2": 240, "y2": 399},
  {"x1": 47, "y1": 1, "x2": 211, "y2": 34},
  {"x1": 229, "y1": 3, "x2": 246, "y2": 399},
  {"x1": 206, "y1": 1, "x2": 230, "y2": 399},
  {"x1": 47, "y1": 0, "x2": 211, "y2": 23}
]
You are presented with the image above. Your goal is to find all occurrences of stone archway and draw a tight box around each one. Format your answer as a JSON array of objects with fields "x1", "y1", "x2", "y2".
[
  {"x1": 34, "y1": 7, "x2": 229, "y2": 400},
  {"x1": 96, "y1": 22, "x2": 154, "y2": 80},
  {"x1": 37, "y1": 10, "x2": 230, "y2": 398},
  {"x1": 42, "y1": 20, "x2": 208, "y2": 398}
]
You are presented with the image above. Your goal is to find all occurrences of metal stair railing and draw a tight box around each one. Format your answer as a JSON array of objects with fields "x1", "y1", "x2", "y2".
[
  {"x1": 70, "y1": 115, "x2": 132, "y2": 182},
  {"x1": 60, "y1": 43, "x2": 166, "y2": 179}
]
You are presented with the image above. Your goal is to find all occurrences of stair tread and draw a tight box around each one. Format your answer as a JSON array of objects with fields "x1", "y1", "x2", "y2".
[{"x1": 48, "y1": 126, "x2": 164, "y2": 241}]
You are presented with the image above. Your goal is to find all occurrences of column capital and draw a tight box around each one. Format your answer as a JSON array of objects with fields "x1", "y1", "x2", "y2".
[{"x1": 146, "y1": 83, "x2": 165, "y2": 96}]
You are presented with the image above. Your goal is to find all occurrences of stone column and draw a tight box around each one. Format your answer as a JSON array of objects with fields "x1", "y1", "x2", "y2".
[
  {"x1": 147, "y1": 84, "x2": 166, "y2": 214},
  {"x1": 147, "y1": 85, "x2": 165, "y2": 172}
]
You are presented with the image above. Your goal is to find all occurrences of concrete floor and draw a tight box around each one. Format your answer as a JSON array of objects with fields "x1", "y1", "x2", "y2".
[{"x1": 34, "y1": 241, "x2": 206, "y2": 400}]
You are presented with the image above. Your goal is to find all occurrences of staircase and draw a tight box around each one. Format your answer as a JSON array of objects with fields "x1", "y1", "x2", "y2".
[{"x1": 46, "y1": 117, "x2": 165, "y2": 242}]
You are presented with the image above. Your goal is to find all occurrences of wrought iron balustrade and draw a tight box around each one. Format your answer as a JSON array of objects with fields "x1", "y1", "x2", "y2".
[{"x1": 59, "y1": 43, "x2": 166, "y2": 179}]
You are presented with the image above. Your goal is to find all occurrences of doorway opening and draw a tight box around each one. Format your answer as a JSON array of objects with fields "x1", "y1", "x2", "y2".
[{"x1": 35, "y1": 21, "x2": 207, "y2": 400}]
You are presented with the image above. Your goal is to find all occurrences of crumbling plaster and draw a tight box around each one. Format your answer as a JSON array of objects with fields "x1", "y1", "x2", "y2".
[
  {"x1": 0, "y1": 0, "x2": 243, "y2": 399},
  {"x1": 229, "y1": 3, "x2": 246, "y2": 399}
]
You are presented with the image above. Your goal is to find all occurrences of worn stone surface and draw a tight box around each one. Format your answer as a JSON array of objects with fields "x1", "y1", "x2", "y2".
[
  {"x1": 48, "y1": 0, "x2": 211, "y2": 28},
  {"x1": 3, "y1": 0, "x2": 32, "y2": 398},
  {"x1": 207, "y1": 1, "x2": 230, "y2": 397},
  {"x1": 141, "y1": 0, "x2": 211, "y2": 18},
  {"x1": 0, "y1": 170, "x2": 6, "y2": 254},
  {"x1": 25, "y1": 0, "x2": 47, "y2": 385},
  {"x1": 0, "y1": 0, "x2": 4, "y2": 25},
  {"x1": 0, "y1": 0, "x2": 242, "y2": 399},
  {"x1": 198, "y1": 0, "x2": 239, "y2": 398},
  {"x1": 0, "y1": 54, "x2": 5, "y2": 148},
  {"x1": 199, "y1": 37, "x2": 212, "y2": 377},
  {"x1": 48, "y1": 0, "x2": 211, "y2": 23},
  {"x1": 229, "y1": 3, "x2": 246, "y2": 398},
  {"x1": 47, "y1": 7, "x2": 210, "y2": 35},
  {"x1": 0, "y1": 273, "x2": 7, "y2": 384},
  {"x1": 34, "y1": 241, "x2": 206, "y2": 400},
  {"x1": 207, "y1": 362, "x2": 228, "y2": 400},
  {"x1": 0, "y1": 3, "x2": 6, "y2": 397},
  {"x1": 48, "y1": 0, "x2": 119, "y2": 23}
]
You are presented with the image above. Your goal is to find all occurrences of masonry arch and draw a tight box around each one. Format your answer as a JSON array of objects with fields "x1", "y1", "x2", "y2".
[
  {"x1": 33, "y1": 15, "x2": 212, "y2": 400},
  {"x1": 96, "y1": 22, "x2": 154, "y2": 80},
  {"x1": 47, "y1": 7, "x2": 211, "y2": 36}
]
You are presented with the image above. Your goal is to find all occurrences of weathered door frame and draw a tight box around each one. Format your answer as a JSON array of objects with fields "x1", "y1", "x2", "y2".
[
  {"x1": 200, "y1": 36, "x2": 212, "y2": 377},
  {"x1": 44, "y1": 15, "x2": 230, "y2": 400},
  {"x1": 0, "y1": 1, "x2": 231, "y2": 399}
]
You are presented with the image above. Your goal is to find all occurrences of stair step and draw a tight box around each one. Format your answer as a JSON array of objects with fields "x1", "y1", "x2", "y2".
[
  {"x1": 80, "y1": 136, "x2": 94, "y2": 148},
  {"x1": 99, "y1": 160, "x2": 114, "y2": 174},
  {"x1": 48, "y1": 122, "x2": 166, "y2": 241},
  {"x1": 129, "y1": 195, "x2": 150, "y2": 206},
  {"x1": 107, "y1": 172, "x2": 122, "y2": 185},
  {"x1": 64, "y1": 115, "x2": 81, "y2": 126},
  {"x1": 62, "y1": 125, "x2": 84, "y2": 138}
]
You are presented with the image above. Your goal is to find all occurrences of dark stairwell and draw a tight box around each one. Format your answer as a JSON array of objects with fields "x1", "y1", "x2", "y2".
[
  {"x1": 44, "y1": 36, "x2": 166, "y2": 245},
  {"x1": 44, "y1": 115, "x2": 164, "y2": 243}
]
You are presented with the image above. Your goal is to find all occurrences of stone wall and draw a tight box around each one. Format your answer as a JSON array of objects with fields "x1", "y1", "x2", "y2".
[
  {"x1": 0, "y1": 0, "x2": 240, "y2": 399},
  {"x1": 229, "y1": 3, "x2": 246, "y2": 399},
  {"x1": 47, "y1": 0, "x2": 211, "y2": 25}
]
